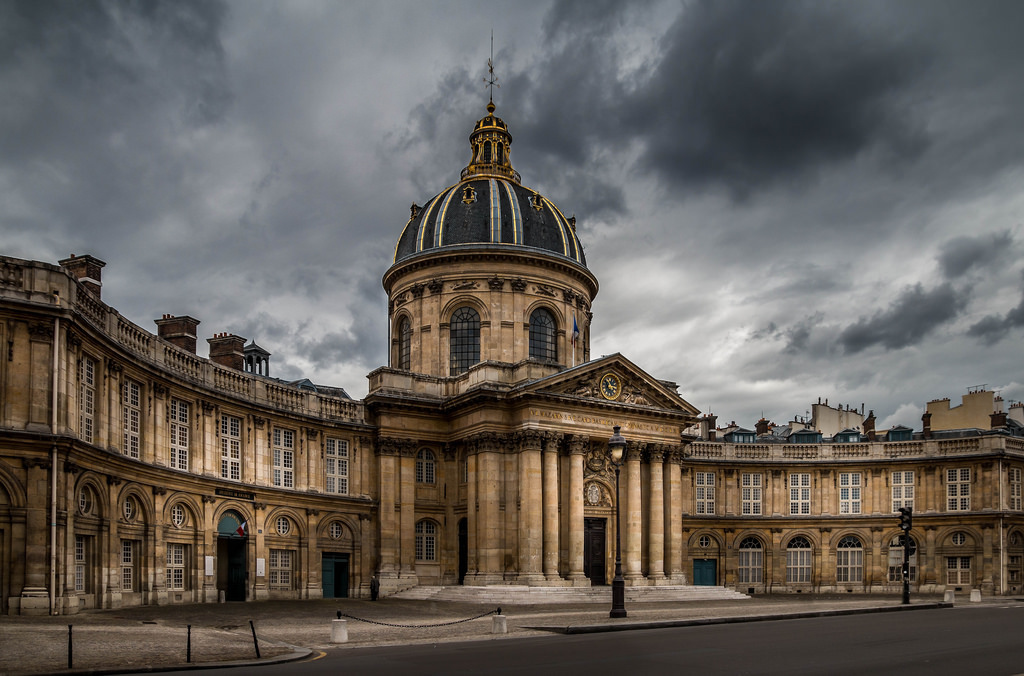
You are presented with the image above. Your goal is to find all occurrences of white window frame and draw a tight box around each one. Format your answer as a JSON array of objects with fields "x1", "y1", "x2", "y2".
[
  {"x1": 268, "y1": 549, "x2": 293, "y2": 589},
  {"x1": 169, "y1": 398, "x2": 190, "y2": 471},
  {"x1": 741, "y1": 473, "x2": 762, "y2": 515},
  {"x1": 1010, "y1": 467, "x2": 1022, "y2": 511},
  {"x1": 947, "y1": 468, "x2": 971, "y2": 511},
  {"x1": 325, "y1": 438, "x2": 349, "y2": 495},
  {"x1": 273, "y1": 428, "x2": 295, "y2": 488},
  {"x1": 415, "y1": 520, "x2": 437, "y2": 561},
  {"x1": 789, "y1": 473, "x2": 811, "y2": 515},
  {"x1": 786, "y1": 537, "x2": 812, "y2": 583},
  {"x1": 835, "y1": 536, "x2": 863, "y2": 582},
  {"x1": 166, "y1": 543, "x2": 186, "y2": 591},
  {"x1": 75, "y1": 535, "x2": 88, "y2": 592},
  {"x1": 737, "y1": 537, "x2": 763, "y2": 583},
  {"x1": 695, "y1": 471, "x2": 715, "y2": 515},
  {"x1": 79, "y1": 355, "x2": 96, "y2": 443},
  {"x1": 887, "y1": 535, "x2": 917, "y2": 582},
  {"x1": 220, "y1": 414, "x2": 241, "y2": 481},
  {"x1": 946, "y1": 556, "x2": 971, "y2": 585},
  {"x1": 839, "y1": 472, "x2": 861, "y2": 514},
  {"x1": 891, "y1": 470, "x2": 914, "y2": 512},
  {"x1": 121, "y1": 539, "x2": 137, "y2": 591},
  {"x1": 122, "y1": 379, "x2": 141, "y2": 458},
  {"x1": 416, "y1": 449, "x2": 436, "y2": 484}
]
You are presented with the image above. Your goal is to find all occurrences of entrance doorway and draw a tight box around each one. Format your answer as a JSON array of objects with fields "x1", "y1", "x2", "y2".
[
  {"x1": 457, "y1": 518, "x2": 468, "y2": 585},
  {"x1": 216, "y1": 511, "x2": 247, "y2": 602},
  {"x1": 693, "y1": 558, "x2": 717, "y2": 586},
  {"x1": 321, "y1": 553, "x2": 349, "y2": 598},
  {"x1": 584, "y1": 518, "x2": 607, "y2": 585}
]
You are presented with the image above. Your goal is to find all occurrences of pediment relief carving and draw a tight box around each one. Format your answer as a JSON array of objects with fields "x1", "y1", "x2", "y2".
[{"x1": 551, "y1": 371, "x2": 675, "y2": 409}]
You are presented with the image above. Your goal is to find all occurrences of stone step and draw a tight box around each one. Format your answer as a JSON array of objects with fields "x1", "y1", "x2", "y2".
[{"x1": 389, "y1": 584, "x2": 749, "y2": 604}]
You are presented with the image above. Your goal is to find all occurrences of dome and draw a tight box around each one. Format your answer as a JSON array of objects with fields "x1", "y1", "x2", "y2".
[{"x1": 393, "y1": 102, "x2": 587, "y2": 267}]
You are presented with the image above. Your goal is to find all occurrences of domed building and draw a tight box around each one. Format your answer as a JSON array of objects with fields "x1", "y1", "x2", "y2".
[{"x1": 367, "y1": 101, "x2": 701, "y2": 590}]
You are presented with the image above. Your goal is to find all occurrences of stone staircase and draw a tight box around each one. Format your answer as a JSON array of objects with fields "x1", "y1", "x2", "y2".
[{"x1": 390, "y1": 584, "x2": 749, "y2": 604}]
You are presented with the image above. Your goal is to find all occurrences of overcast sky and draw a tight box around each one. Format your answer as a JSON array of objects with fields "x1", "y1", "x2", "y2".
[{"x1": 3, "y1": 0, "x2": 1023, "y2": 430}]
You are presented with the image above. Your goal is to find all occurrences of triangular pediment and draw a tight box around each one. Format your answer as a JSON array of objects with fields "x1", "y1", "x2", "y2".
[{"x1": 515, "y1": 353, "x2": 700, "y2": 415}]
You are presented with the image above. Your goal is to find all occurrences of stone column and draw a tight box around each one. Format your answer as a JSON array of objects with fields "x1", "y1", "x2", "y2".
[
  {"x1": 306, "y1": 509, "x2": 322, "y2": 599},
  {"x1": 466, "y1": 449, "x2": 478, "y2": 580},
  {"x1": 19, "y1": 459, "x2": 52, "y2": 614},
  {"x1": 666, "y1": 446, "x2": 685, "y2": 583},
  {"x1": 377, "y1": 440, "x2": 399, "y2": 578},
  {"x1": 567, "y1": 435, "x2": 586, "y2": 584},
  {"x1": 475, "y1": 433, "x2": 503, "y2": 584},
  {"x1": 647, "y1": 446, "x2": 666, "y2": 582},
  {"x1": 624, "y1": 442, "x2": 644, "y2": 583},
  {"x1": 517, "y1": 431, "x2": 544, "y2": 583},
  {"x1": 399, "y1": 444, "x2": 416, "y2": 580},
  {"x1": 542, "y1": 434, "x2": 561, "y2": 581}
]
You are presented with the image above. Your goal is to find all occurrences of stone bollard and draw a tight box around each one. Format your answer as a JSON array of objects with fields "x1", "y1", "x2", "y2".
[
  {"x1": 943, "y1": 589, "x2": 955, "y2": 603},
  {"x1": 331, "y1": 619, "x2": 349, "y2": 643},
  {"x1": 492, "y1": 614, "x2": 507, "y2": 634},
  {"x1": 969, "y1": 589, "x2": 982, "y2": 603}
]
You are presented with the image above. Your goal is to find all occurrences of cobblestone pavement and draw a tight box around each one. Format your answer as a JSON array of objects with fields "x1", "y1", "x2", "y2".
[{"x1": 0, "y1": 595, "x2": 959, "y2": 675}]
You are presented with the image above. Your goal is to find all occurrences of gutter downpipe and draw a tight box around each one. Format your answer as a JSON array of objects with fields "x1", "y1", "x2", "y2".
[
  {"x1": 50, "y1": 295, "x2": 60, "y2": 615},
  {"x1": 999, "y1": 457, "x2": 1004, "y2": 596}
]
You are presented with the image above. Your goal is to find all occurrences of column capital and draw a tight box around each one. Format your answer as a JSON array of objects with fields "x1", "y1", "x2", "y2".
[
  {"x1": 626, "y1": 440, "x2": 645, "y2": 462},
  {"x1": 377, "y1": 437, "x2": 416, "y2": 457},
  {"x1": 567, "y1": 434, "x2": 588, "y2": 455},
  {"x1": 514, "y1": 429, "x2": 544, "y2": 452}
]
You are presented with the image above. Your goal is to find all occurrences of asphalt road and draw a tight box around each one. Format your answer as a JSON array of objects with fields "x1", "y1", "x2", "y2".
[{"x1": 153, "y1": 604, "x2": 1024, "y2": 676}]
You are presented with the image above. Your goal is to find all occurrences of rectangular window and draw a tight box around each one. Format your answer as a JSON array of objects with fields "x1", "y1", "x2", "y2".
[
  {"x1": 946, "y1": 468, "x2": 971, "y2": 511},
  {"x1": 888, "y1": 541, "x2": 917, "y2": 583},
  {"x1": 946, "y1": 556, "x2": 971, "y2": 585},
  {"x1": 75, "y1": 535, "x2": 88, "y2": 592},
  {"x1": 836, "y1": 548, "x2": 863, "y2": 583},
  {"x1": 1011, "y1": 467, "x2": 1022, "y2": 511},
  {"x1": 695, "y1": 472, "x2": 715, "y2": 515},
  {"x1": 325, "y1": 438, "x2": 349, "y2": 495},
  {"x1": 839, "y1": 472, "x2": 862, "y2": 514},
  {"x1": 166, "y1": 543, "x2": 187, "y2": 591},
  {"x1": 741, "y1": 473, "x2": 762, "y2": 515},
  {"x1": 789, "y1": 473, "x2": 811, "y2": 515},
  {"x1": 79, "y1": 356, "x2": 96, "y2": 443},
  {"x1": 220, "y1": 415, "x2": 241, "y2": 481},
  {"x1": 268, "y1": 549, "x2": 293, "y2": 589},
  {"x1": 122, "y1": 379, "x2": 141, "y2": 459},
  {"x1": 121, "y1": 540, "x2": 137, "y2": 591},
  {"x1": 738, "y1": 548, "x2": 763, "y2": 583},
  {"x1": 169, "y1": 398, "x2": 190, "y2": 471},
  {"x1": 273, "y1": 428, "x2": 295, "y2": 488},
  {"x1": 786, "y1": 548, "x2": 811, "y2": 583},
  {"x1": 892, "y1": 471, "x2": 915, "y2": 512}
]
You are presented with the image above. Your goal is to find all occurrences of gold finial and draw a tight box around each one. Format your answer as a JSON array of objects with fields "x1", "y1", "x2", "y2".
[{"x1": 484, "y1": 31, "x2": 499, "y2": 112}]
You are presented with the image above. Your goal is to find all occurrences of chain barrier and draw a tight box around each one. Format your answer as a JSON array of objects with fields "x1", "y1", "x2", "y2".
[{"x1": 335, "y1": 607, "x2": 501, "y2": 629}]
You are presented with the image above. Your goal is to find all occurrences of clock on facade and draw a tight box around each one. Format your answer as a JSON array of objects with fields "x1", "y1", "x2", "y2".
[{"x1": 600, "y1": 373, "x2": 621, "y2": 400}]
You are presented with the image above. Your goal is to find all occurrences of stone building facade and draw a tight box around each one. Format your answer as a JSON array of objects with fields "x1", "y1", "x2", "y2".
[{"x1": 1, "y1": 102, "x2": 1023, "y2": 615}]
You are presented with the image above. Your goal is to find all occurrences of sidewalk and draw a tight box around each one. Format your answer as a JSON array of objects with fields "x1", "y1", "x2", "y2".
[{"x1": 0, "y1": 595, "x2": 959, "y2": 675}]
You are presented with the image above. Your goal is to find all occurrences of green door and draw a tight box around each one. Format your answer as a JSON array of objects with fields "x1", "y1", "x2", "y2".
[
  {"x1": 321, "y1": 554, "x2": 349, "y2": 598},
  {"x1": 693, "y1": 558, "x2": 717, "y2": 586}
]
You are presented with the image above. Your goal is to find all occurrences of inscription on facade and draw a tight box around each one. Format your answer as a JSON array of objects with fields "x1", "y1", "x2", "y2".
[{"x1": 529, "y1": 408, "x2": 677, "y2": 434}]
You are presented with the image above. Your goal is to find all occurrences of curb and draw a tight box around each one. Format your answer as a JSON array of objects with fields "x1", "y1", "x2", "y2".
[
  {"x1": 526, "y1": 601, "x2": 954, "y2": 634},
  {"x1": 54, "y1": 645, "x2": 312, "y2": 675}
]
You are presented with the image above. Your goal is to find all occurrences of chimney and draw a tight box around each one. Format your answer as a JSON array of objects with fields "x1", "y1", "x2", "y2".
[
  {"x1": 155, "y1": 314, "x2": 200, "y2": 354},
  {"x1": 863, "y1": 410, "x2": 876, "y2": 441},
  {"x1": 755, "y1": 418, "x2": 770, "y2": 436},
  {"x1": 991, "y1": 410, "x2": 1008, "y2": 429},
  {"x1": 701, "y1": 413, "x2": 718, "y2": 441},
  {"x1": 208, "y1": 333, "x2": 246, "y2": 371},
  {"x1": 58, "y1": 254, "x2": 106, "y2": 299},
  {"x1": 921, "y1": 411, "x2": 932, "y2": 440}
]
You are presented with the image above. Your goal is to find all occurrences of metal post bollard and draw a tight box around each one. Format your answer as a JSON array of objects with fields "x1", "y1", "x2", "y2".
[
  {"x1": 491, "y1": 614, "x2": 507, "y2": 634},
  {"x1": 331, "y1": 619, "x2": 349, "y2": 643}
]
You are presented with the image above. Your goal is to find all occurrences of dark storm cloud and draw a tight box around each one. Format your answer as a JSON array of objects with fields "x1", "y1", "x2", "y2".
[
  {"x1": 938, "y1": 230, "x2": 1014, "y2": 279},
  {"x1": 784, "y1": 313, "x2": 825, "y2": 355},
  {"x1": 967, "y1": 271, "x2": 1024, "y2": 345},
  {"x1": 839, "y1": 283, "x2": 968, "y2": 353},
  {"x1": 622, "y1": 0, "x2": 931, "y2": 198}
]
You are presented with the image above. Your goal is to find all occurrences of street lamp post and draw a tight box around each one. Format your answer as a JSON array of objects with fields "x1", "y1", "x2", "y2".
[{"x1": 608, "y1": 425, "x2": 627, "y2": 619}]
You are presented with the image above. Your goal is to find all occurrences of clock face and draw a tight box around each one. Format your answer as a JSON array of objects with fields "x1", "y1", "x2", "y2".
[{"x1": 600, "y1": 373, "x2": 621, "y2": 400}]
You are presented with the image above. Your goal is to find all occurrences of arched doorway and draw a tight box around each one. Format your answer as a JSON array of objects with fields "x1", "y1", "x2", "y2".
[
  {"x1": 457, "y1": 518, "x2": 468, "y2": 585},
  {"x1": 216, "y1": 511, "x2": 247, "y2": 602}
]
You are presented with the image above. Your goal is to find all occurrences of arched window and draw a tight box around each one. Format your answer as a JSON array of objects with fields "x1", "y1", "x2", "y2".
[
  {"x1": 496, "y1": 143, "x2": 504, "y2": 164},
  {"x1": 737, "y1": 537, "x2": 763, "y2": 583},
  {"x1": 484, "y1": 141, "x2": 492, "y2": 162},
  {"x1": 529, "y1": 308, "x2": 557, "y2": 362},
  {"x1": 415, "y1": 520, "x2": 437, "y2": 561},
  {"x1": 888, "y1": 535, "x2": 918, "y2": 582},
  {"x1": 836, "y1": 535, "x2": 863, "y2": 583},
  {"x1": 786, "y1": 536, "x2": 812, "y2": 583},
  {"x1": 449, "y1": 307, "x2": 480, "y2": 375},
  {"x1": 416, "y1": 449, "x2": 436, "y2": 484},
  {"x1": 397, "y1": 317, "x2": 412, "y2": 370}
]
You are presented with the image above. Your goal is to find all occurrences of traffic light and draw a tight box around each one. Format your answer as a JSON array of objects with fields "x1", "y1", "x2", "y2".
[{"x1": 898, "y1": 506, "x2": 913, "y2": 532}]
